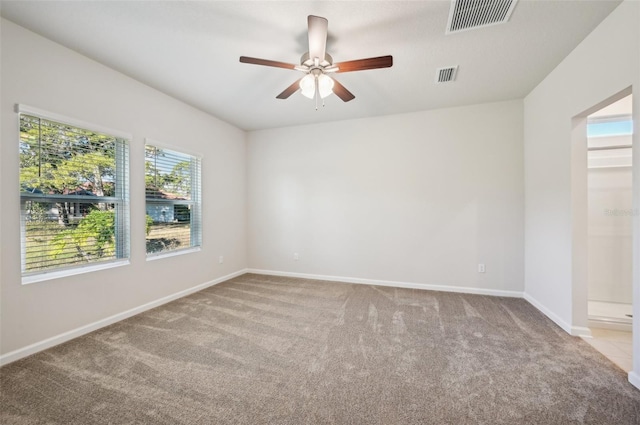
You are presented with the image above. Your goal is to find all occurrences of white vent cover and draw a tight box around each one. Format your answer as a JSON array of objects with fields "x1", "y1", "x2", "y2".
[
  {"x1": 446, "y1": 0, "x2": 519, "y2": 34},
  {"x1": 436, "y1": 66, "x2": 458, "y2": 83}
]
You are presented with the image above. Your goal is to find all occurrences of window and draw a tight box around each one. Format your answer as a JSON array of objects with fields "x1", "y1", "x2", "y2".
[
  {"x1": 587, "y1": 115, "x2": 633, "y2": 137},
  {"x1": 145, "y1": 143, "x2": 201, "y2": 256},
  {"x1": 19, "y1": 110, "x2": 129, "y2": 278}
]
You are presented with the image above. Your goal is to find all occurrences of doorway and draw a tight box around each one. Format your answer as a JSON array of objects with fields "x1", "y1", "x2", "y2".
[
  {"x1": 587, "y1": 94, "x2": 634, "y2": 329},
  {"x1": 582, "y1": 94, "x2": 634, "y2": 372}
]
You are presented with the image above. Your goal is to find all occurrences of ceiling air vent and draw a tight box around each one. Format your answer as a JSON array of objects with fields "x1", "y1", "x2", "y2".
[
  {"x1": 446, "y1": 0, "x2": 519, "y2": 34},
  {"x1": 436, "y1": 66, "x2": 458, "y2": 83}
]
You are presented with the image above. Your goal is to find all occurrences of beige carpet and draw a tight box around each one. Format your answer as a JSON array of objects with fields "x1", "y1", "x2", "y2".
[{"x1": 1, "y1": 273, "x2": 639, "y2": 424}]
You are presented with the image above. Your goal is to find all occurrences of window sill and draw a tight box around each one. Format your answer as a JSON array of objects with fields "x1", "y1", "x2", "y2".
[
  {"x1": 22, "y1": 259, "x2": 130, "y2": 285},
  {"x1": 146, "y1": 247, "x2": 201, "y2": 262}
]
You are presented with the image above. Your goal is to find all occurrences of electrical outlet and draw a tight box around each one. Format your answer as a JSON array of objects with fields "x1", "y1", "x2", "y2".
[
  {"x1": 293, "y1": 253, "x2": 299, "y2": 261},
  {"x1": 219, "y1": 256, "x2": 224, "y2": 264},
  {"x1": 478, "y1": 263, "x2": 485, "y2": 273}
]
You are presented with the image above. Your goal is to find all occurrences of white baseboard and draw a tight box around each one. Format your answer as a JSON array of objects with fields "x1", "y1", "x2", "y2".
[
  {"x1": 588, "y1": 319, "x2": 633, "y2": 332},
  {"x1": 629, "y1": 371, "x2": 640, "y2": 391},
  {"x1": 523, "y1": 292, "x2": 592, "y2": 337},
  {"x1": 0, "y1": 269, "x2": 248, "y2": 366},
  {"x1": 247, "y1": 268, "x2": 524, "y2": 298}
]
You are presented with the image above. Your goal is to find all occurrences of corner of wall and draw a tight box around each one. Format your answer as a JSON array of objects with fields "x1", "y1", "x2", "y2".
[{"x1": 523, "y1": 291, "x2": 590, "y2": 337}]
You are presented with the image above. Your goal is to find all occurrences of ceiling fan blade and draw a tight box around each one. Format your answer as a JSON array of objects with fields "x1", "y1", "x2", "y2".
[
  {"x1": 331, "y1": 78, "x2": 355, "y2": 102},
  {"x1": 276, "y1": 78, "x2": 303, "y2": 99},
  {"x1": 335, "y1": 55, "x2": 393, "y2": 73},
  {"x1": 239, "y1": 56, "x2": 297, "y2": 70},
  {"x1": 308, "y1": 15, "x2": 328, "y2": 63}
]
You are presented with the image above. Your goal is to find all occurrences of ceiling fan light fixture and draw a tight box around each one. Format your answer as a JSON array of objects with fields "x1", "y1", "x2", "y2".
[
  {"x1": 300, "y1": 74, "x2": 316, "y2": 99},
  {"x1": 300, "y1": 73, "x2": 334, "y2": 100}
]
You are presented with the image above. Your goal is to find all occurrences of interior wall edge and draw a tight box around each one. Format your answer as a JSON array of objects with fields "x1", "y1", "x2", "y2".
[
  {"x1": 632, "y1": 76, "x2": 640, "y2": 379},
  {"x1": 0, "y1": 268, "x2": 249, "y2": 366}
]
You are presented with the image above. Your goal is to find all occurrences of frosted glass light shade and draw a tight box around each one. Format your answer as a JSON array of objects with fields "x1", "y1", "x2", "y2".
[
  {"x1": 318, "y1": 74, "x2": 334, "y2": 98},
  {"x1": 300, "y1": 74, "x2": 315, "y2": 99}
]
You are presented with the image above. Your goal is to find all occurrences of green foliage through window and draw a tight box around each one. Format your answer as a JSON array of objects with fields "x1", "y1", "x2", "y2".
[{"x1": 51, "y1": 210, "x2": 116, "y2": 261}]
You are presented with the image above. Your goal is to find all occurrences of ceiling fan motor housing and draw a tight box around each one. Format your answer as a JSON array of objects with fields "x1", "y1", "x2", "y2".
[{"x1": 300, "y1": 52, "x2": 333, "y2": 68}]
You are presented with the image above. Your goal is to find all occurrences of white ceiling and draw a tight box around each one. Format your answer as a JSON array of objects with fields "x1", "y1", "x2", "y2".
[{"x1": 1, "y1": 0, "x2": 621, "y2": 131}]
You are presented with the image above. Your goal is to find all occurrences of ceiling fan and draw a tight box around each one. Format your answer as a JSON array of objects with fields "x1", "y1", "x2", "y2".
[{"x1": 239, "y1": 15, "x2": 393, "y2": 106}]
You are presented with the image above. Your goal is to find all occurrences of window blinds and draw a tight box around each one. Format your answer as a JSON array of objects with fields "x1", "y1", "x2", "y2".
[
  {"x1": 19, "y1": 113, "x2": 129, "y2": 274},
  {"x1": 145, "y1": 144, "x2": 201, "y2": 255}
]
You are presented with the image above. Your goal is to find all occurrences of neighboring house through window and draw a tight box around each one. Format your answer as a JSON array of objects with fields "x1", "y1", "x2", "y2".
[
  {"x1": 19, "y1": 107, "x2": 130, "y2": 280},
  {"x1": 145, "y1": 142, "x2": 202, "y2": 256}
]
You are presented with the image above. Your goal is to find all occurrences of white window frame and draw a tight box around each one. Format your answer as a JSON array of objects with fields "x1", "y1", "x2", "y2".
[
  {"x1": 17, "y1": 104, "x2": 131, "y2": 284},
  {"x1": 144, "y1": 138, "x2": 202, "y2": 260}
]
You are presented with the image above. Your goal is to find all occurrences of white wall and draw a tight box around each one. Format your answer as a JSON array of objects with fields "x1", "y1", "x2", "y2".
[
  {"x1": 247, "y1": 100, "x2": 524, "y2": 295},
  {"x1": 523, "y1": 0, "x2": 639, "y2": 386},
  {"x1": 0, "y1": 20, "x2": 247, "y2": 357}
]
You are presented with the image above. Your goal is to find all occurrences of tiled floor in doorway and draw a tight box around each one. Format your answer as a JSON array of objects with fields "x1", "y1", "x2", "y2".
[{"x1": 582, "y1": 328, "x2": 633, "y2": 372}]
